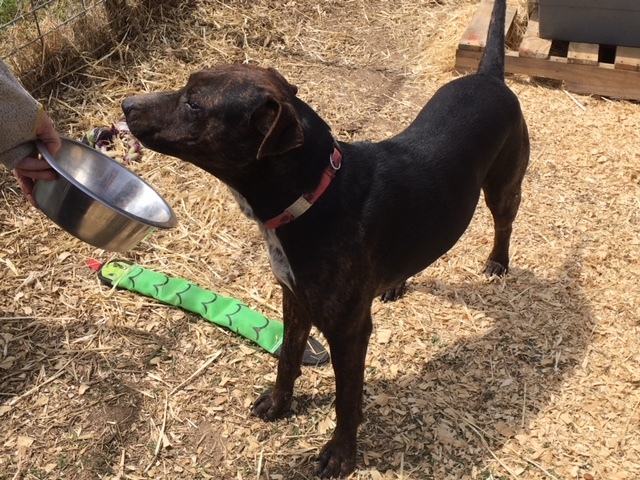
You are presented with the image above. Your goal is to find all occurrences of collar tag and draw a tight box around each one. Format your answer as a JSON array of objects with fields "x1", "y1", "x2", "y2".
[{"x1": 286, "y1": 196, "x2": 313, "y2": 217}]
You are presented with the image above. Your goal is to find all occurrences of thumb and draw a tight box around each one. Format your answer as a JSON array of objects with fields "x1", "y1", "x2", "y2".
[{"x1": 36, "y1": 110, "x2": 62, "y2": 157}]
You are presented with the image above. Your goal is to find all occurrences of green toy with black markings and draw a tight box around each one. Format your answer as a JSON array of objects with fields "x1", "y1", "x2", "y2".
[{"x1": 95, "y1": 259, "x2": 328, "y2": 365}]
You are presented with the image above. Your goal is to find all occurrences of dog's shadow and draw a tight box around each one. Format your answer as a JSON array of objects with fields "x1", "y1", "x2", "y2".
[{"x1": 266, "y1": 245, "x2": 593, "y2": 478}]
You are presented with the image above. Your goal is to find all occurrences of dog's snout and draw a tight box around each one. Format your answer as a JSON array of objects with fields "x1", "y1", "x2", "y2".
[{"x1": 122, "y1": 98, "x2": 135, "y2": 116}]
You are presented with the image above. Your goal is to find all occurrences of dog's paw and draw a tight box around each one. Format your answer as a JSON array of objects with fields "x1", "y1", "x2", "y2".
[
  {"x1": 317, "y1": 438, "x2": 356, "y2": 478},
  {"x1": 483, "y1": 260, "x2": 508, "y2": 278},
  {"x1": 252, "y1": 388, "x2": 291, "y2": 421},
  {"x1": 380, "y1": 281, "x2": 406, "y2": 302}
]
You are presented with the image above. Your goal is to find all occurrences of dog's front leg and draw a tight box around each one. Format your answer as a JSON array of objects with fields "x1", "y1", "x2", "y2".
[
  {"x1": 317, "y1": 307, "x2": 373, "y2": 478},
  {"x1": 253, "y1": 287, "x2": 311, "y2": 421}
]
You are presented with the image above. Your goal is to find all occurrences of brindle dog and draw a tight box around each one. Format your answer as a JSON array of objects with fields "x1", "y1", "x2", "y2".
[{"x1": 122, "y1": 0, "x2": 529, "y2": 476}]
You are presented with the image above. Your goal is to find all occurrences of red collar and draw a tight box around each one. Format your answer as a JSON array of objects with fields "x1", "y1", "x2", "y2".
[{"x1": 263, "y1": 146, "x2": 342, "y2": 229}]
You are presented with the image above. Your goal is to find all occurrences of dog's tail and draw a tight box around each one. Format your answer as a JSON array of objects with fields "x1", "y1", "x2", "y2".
[{"x1": 477, "y1": 0, "x2": 506, "y2": 81}]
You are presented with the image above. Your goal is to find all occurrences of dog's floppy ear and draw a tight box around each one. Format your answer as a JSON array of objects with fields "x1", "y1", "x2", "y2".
[
  {"x1": 266, "y1": 67, "x2": 299, "y2": 96},
  {"x1": 252, "y1": 97, "x2": 305, "y2": 160}
]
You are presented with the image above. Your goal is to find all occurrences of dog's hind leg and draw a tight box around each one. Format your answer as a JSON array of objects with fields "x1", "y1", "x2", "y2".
[
  {"x1": 482, "y1": 129, "x2": 530, "y2": 277},
  {"x1": 380, "y1": 281, "x2": 407, "y2": 302},
  {"x1": 253, "y1": 287, "x2": 311, "y2": 421}
]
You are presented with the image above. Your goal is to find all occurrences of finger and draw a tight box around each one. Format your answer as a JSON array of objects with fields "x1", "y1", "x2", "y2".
[
  {"x1": 13, "y1": 167, "x2": 57, "y2": 181},
  {"x1": 13, "y1": 156, "x2": 58, "y2": 181},
  {"x1": 12, "y1": 170, "x2": 38, "y2": 208},
  {"x1": 15, "y1": 156, "x2": 54, "y2": 172}
]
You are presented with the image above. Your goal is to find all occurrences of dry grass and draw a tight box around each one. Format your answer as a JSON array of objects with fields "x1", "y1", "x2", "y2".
[{"x1": 1, "y1": 0, "x2": 640, "y2": 479}]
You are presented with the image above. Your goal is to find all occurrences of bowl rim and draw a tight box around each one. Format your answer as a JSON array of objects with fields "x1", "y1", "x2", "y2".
[{"x1": 36, "y1": 136, "x2": 178, "y2": 229}]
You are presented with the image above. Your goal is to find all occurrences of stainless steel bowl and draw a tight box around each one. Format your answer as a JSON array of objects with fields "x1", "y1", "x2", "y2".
[{"x1": 33, "y1": 136, "x2": 177, "y2": 252}]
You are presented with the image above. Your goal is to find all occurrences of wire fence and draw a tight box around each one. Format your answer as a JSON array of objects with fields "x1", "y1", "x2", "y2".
[
  {"x1": 1, "y1": 0, "x2": 107, "y2": 60},
  {"x1": 0, "y1": 0, "x2": 121, "y2": 91},
  {"x1": 0, "y1": 0, "x2": 158, "y2": 92}
]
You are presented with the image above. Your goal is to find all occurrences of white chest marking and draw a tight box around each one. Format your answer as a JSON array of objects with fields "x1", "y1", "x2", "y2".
[
  {"x1": 261, "y1": 228, "x2": 295, "y2": 290},
  {"x1": 229, "y1": 188, "x2": 295, "y2": 290}
]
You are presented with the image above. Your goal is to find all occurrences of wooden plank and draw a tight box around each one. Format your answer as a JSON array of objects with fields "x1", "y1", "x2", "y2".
[
  {"x1": 567, "y1": 42, "x2": 599, "y2": 66},
  {"x1": 615, "y1": 46, "x2": 640, "y2": 71},
  {"x1": 519, "y1": 8, "x2": 552, "y2": 59},
  {"x1": 564, "y1": 80, "x2": 638, "y2": 99},
  {"x1": 455, "y1": 49, "x2": 640, "y2": 100},
  {"x1": 454, "y1": 0, "x2": 640, "y2": 100},
  {"x1": 459, "y1": 1, "x2": 517, "y2": 52},
  {"x1": 459, "y1": 1, "x2": 494, "y2": 52}
]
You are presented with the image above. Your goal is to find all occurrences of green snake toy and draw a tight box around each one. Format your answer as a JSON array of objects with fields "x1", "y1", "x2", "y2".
[{"x1": 91, "y1": 259, "x2": 329, "y2": 366}]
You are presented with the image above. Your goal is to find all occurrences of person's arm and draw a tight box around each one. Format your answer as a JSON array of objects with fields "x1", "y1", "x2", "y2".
[
  {"x1": 0, "y1": 60, "x2": 42, "y2": 168},
  {"x1": 0, "y1": 60, "x2": 60, "y2": 206}
]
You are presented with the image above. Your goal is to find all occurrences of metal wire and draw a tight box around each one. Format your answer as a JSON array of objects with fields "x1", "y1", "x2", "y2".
[{"x1": 0, "y1": 0, "x2": 107, "y2": 61}]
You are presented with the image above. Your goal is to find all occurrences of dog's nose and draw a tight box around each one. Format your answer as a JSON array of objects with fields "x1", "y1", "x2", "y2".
[{"x1": 121, "y1": 98, "x2": 134, "y2": 116}]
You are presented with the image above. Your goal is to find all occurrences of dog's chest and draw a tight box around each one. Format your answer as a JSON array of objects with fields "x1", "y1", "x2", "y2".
[
  {"x1": 261, "y1": 228, "x2": 295, "y2": 290},
  {"x1": 228, "y1": 188, "x2": 296, "y2": 290}
]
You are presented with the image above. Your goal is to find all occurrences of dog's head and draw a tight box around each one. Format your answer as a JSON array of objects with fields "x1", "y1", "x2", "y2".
[{"x1": 122, "y1": 64, "x2": 305, "y2": 175}]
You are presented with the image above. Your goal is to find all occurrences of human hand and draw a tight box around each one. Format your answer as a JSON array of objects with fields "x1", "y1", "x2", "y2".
[{"x1": 13, "y1": 111, "x2": 61, "y2": 207}]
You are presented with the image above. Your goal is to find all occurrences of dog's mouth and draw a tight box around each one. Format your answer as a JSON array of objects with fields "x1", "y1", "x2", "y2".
[
  {"x1": 122, "y1": 95, "x2": 182, "y2": 147},
  {"x1": 122, "y1": 107, "x2": 183, "y2": 159},
  {"x1": 123, "y1": 111, "x2": 220, "y2": 172},
  {"x1": 124, "y1": 121, "x2": 170, "y2": 155}
]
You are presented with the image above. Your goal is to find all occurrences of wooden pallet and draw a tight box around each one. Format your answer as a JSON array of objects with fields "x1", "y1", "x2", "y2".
[{"x1": 455, "y1": 1, "x2": 640, "y2": 101}]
